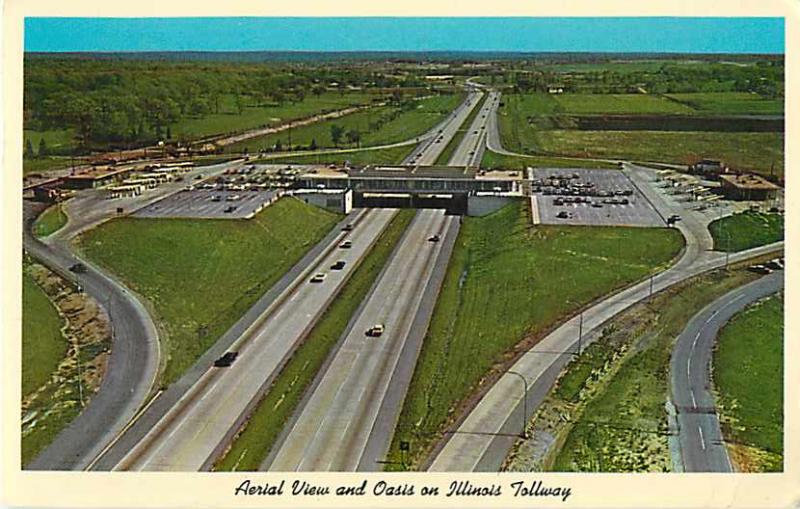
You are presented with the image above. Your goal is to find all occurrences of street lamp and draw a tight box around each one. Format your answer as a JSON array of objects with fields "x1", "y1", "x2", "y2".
[{"x1": 506, "y1": 369, "x2": 529, "y2": 439}]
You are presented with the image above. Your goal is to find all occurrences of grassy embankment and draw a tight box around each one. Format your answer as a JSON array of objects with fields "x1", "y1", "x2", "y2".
[
  {"x1": 386, "y1": 201, "x2": 684, "y2": 469},
  {"x1": 433, "y1": 93, "x2": 488, "y2": 165},
  {"x1": 494, "y1": 92, "x2": 785, "y2": 177},
  {"x1": 263, "y1": 144, "x2": 416, "y2": 167},
  {"x1": 215, "y1": 209, "x2": 416, "y2": 471},
  {"x1": 22, "y1": 270, "x2": 66, "y2": 397},
  {"x1": 665, "y1": 92, "x2": 784, "y2": 115},
  {"x1": 79, "y1": 197, "x2": 340, "y2": 384},
  {"x1": 714, "y1": 293, "x2": 783, "y2": 472},
  {"x1": 539, "y1": 265, "x2": 762, "y2": 472},
  {"x1": 227, "y1": 93, "x2": 464, "y2": 154},
  {"x1": 708, "y1": 211, "x2": 784, "y2": 252},
  {"x1": 33, "y1": 204, "x2": 68, "y2": 238},
  {"x1": 481, "y1": 151, "x2": 619, "y2": 170}
]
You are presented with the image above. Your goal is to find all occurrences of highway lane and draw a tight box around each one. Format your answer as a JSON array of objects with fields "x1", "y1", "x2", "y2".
[
  {"x1": 670, "y1": 270, "x2": 783, "y2": 472},
  {"x1": 111, "y1": 208, "x2": 397, "y2": 471},
  {"x1": 448, "y1": 90, "x2": 497, "y2": 168},
  {"x1": 407, "y1": 87, "x2": 484, "y2": 166},
  {"x1": 24, "y1": 160, "x2": 246, "y2": 470},
  {"x1": 267, "y1": 209, "x2": 457, "y2": 471}
]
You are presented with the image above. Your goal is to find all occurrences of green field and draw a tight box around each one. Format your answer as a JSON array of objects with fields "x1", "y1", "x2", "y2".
[
  {"x1": 33, "y1": 204, "x2": 67, "y2": 238},
  {"x1": 79, "y1": 197, "x2": 340, "y2": 384},
  {"x1": 714, "y1": 293, "x2": 783, "y2": 472},
  {"x1": 481, "y1": 150, "x2": 619, "y2": 170},
  {"x1": 22, "y1": 270, "x2": 66, "y2": 397},
  {"x1": 170, "y1": 92, "x2": 377, "y2": 140},
  {"x1": 215, "y1": 209, "x2": 416, "y2": 471},
  {"x1": 550, "y1": 267, "x2": 759, "y2": 472},
  {"x1": 22, "y1": 156, "x2": 74, "y2": 176},
  {"x1": 387, "y1": 201, "x2": 684, "y2": 469},
  {"x1": 555, "y1": 94, "x2": 695, "y2": 114},
  {"x1": 264, "y1": 144, "x2": 415, "y2": 166},
  {"x1": 227, "y1": 93, "x2": 462, "y2": 154},
  {"x1": 534, "y1": 130, "x2": 784, "y2": 177},
  {"x1": 23, "y1": 128, "x2": 76, "y2": 156},
  {"x1": 665, "y1": 92, "x2": 784, "y2": 115},
  {"x1": 434, "y1": 93, "x2": 488, "y2": 165},
  {"x1": 709, "y1": 211, "x2": 784, "y2": 252}
]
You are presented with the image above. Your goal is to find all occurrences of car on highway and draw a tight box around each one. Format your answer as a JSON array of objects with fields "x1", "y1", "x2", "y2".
[
  {"x1": 428, "y1": 234, "x2": 440, "y2": 242},
  {"x1": 339, "y1": 240, "x2": 352, "y2": 249},
  {"x1": 213, "y1": 351, "x2": 238, "y2": 368},
  {"x1": 69, "y1": 262, "x2": 88, "y2": 274},
  {"x1": 310, "y1": 273, "x2": 327, "y2": 283},
  {"x1": 366, "y1": 324, "x2": 385, "y2": 337},
  {"x1": 330, "y1": 260, "x2": 346, "y2": 270},
  {"x1": 342, "y1": 223, "x2": 354, "y2": 232}
]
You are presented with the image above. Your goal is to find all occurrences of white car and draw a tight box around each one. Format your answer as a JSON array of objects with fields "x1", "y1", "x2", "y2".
[
  {"x1": 366, "y1": 324, "x2": 385, "y2": 337},
  {"x1": 310, "y1": 273, "x2": 327, "y2": 283}
]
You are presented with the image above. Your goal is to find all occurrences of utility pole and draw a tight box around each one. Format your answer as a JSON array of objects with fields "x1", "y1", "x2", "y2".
[
  {"x1": 649, "y1": 273, "x2": 654, "y2": 300},
  {"x1": 507, "y1": 370, "x2": 529, "y2": 439},
  {"x1": 576, "y1": 311, "x2": 584, "y2": 357}
]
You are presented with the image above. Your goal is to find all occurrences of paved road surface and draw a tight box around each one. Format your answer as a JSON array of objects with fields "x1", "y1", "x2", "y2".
[
  {"x1": 406, "y1": 88, "x2": 483, "y2": 166},
  {"x1": 267, "y1": 209, "x2": 457, "y2": 471},
  {"x1": 448, "y1": 90, "x2": 497, "y2": 168},
  {"x1": 109, "y1": 209, "x2": 396, "y2": 471},
  {"x1": 670, "y1": 271, "x2": 783, "y2": 472},
  {"x1": 427, "y1": 161, "x2": 783, "y2": 472}
]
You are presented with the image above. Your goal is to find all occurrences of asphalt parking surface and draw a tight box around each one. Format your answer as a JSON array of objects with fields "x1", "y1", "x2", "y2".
[
  {"x1": 135, "y1": 188, "x2": 280, "y2": 219},
  {"x1": 534, "y1": 168, "x2": 664, "y2": 227}
]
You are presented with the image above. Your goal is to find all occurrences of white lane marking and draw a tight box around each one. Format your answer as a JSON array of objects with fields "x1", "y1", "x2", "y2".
[
  {"x1": 690, "y1": 389, "x2": 697, "y2": 408},
  {"x1": 698, "y1": 426, "x2": 707, "y2": 450}
]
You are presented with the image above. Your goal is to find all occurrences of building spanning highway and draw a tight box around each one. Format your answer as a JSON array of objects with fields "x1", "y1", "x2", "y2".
[
  {"x1": 103, "y1": 209, "x2": 396, "y2": 471},
  {"x1": 670, "y1": 271, "x2": 783, "y2": 472},
  {"x1": 267, "y1": 209, "x2": 458, "y2": 471}
]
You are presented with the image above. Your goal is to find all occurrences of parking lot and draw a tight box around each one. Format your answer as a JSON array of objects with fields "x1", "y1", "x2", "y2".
[
  {"x1": 533, "y1": 168, "x2": 664, "y2": 227},
  {"x1": 134, "y1": 188, "x2": 280, "y2": 219}
]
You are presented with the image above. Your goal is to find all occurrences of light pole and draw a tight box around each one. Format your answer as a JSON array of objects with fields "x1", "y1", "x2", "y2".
[
  {"x1": 576, "y1": 311, "x2": 584, "y2": 357},
  {"x1": 506, "y1": 369, "x2": 529, "y2": 439}
]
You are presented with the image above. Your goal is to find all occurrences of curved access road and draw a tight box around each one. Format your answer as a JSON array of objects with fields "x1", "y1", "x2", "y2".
[
  {"x1": 670, "y1": 270, "x2": 783, "y2": 472},
  {"x1": 24, "y1": 160, "x2": 242, "y2": 470}
]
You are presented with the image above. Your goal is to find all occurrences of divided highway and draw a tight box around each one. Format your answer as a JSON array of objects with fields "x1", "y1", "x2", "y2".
[
  {"x1": 447, "y1": 90, "x2": 498, "y2": 168},
  {"x1": 267, "y1": 209, "x2": 458, "y2": 471},
  {"x1": 670, "y1": 271, "x2": 783, "y2": 472},
  {"x1": 106, "y1": 209, "x2": 397, "y2": 471}
]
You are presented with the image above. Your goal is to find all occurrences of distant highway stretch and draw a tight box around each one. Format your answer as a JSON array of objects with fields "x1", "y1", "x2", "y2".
[
  {"x1": 448, "y1": 90, "x2": 498, "y2": 168},
  {"x1": 103, "y1": 209, "x2": 396, "y2": 471},
  {"x1": 267, "y1": 209, "x2": 458, "y2": 471},
  {"x1": 405, "y1": 86, "x2": 484, "y2": 166},
  {"x1": 670, "y1": 270, "x2": 783, "y2": 472}
]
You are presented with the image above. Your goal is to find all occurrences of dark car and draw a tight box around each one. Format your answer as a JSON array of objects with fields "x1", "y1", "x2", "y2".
[
  {"x1": 69, "y1": 263, "x2": 87, "y2": 274},
  {"x1": 214, "y1": 351, "x2": 239, "y2": 367},
  {"x1": 556, "y1": 211, "x2": 571, "y2": 219},
  {"x1": 331, "y1": 260, "x2": 346, "y2": 270},
  {"x1": 224, "y1": 205, "x2": 237, "y2": 213},
  {"x1": 428, "y1": 234, "x2": 441, "y2": 242},
  {"x1": 342, "y1": 223, "x2": 354, "y2": 232}
]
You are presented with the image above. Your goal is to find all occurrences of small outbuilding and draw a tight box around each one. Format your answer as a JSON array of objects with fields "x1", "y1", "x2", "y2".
[{"x1": 719, "y1": 173, "x2": 780, "y2": 201}]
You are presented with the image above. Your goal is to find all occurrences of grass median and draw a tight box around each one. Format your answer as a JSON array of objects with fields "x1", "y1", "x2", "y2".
[
  {"x1": 33, "y1": 203, "x2": 67, "y2": 238},
  {"x1": 78, "y1": 197, "x2": 340, "y2": 385},
  {"x1": 214, "y1": 209, "x2": 416, "y2": 471},
  {"x1": 386, "y1": 201, "x2": 684, "y2": 469},
  {"x1": 434, "y1": 93, "x2": 488, "y2": 165},
  {"x1": 709, "y1": 210, "x2": 784, "y2": 252},
  {"x1": 714, "y1": 293, "x2": 783, "y2": 472}
]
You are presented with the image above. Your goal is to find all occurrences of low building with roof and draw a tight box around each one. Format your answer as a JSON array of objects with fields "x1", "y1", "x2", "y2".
[{"x1": 719, "y1": 173, "x2": 780, "y2": 201}]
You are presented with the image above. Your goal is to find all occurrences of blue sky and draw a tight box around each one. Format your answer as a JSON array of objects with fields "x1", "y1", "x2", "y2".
[{"x1": 25, "y1": 17, "x2": 784, "y2": 53}]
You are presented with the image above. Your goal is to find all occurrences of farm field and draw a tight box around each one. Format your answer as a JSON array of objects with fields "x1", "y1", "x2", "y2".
[
  {"x1": 78, "y1": 197, "x2": 340, "y2": 384},
  {"x1": 387, "y1": 201, "x2": 684, "y2": 469},
  {"x1": 227, "y1": 93, "x2": 463, "y2": 154},
  {"x1": 215, "y1": 209, "x2": 416, "y2": 471},
  {"x1": 535, "y1": 130, "x2": 784, "y2": 177},
  {"x1": 709, "y1": 211, "x2": 784, "y2": 252},
  {"x1": 714, "y1": 293, "x2": 783, "y2": 472},
  {"x1": 665, "y1": 92, "x2": 784, "y2": 115}
]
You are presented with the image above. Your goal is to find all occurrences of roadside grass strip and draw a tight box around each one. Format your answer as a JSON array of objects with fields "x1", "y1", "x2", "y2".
[
  {"x1": 502, "y1": 266, "x2": 759, "y2": 472},
  {"x1": 33, "y1": 203, "x2": 68, "y2": 238},
  {"x1": 709, "y1": 211, "x2": 784, "y2": 252},
  {"x1": 714, "y1": 293, "x2": 783, "y2": 472},
  {"x1": 263, "y1": 144, "x2": 415, "y2": 167},
  {"x1": 386, "y1": 201, "x2": 683, "y2": 470},
  {"x1": 79, "y1": 197, "x2": 340, "y2": 385},
  {"x1": 214, "y1": 209, "x2": 416, "y2": 471}
]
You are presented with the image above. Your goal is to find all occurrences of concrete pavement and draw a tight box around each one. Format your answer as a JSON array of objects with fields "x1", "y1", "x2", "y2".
[
  {"x1": 670, "y1": 271, "x2": 783, "y2": 472},
  {"x1": 267, "y1": 209, "x2": 458, "y2": 471},
  {"x1": 447, "y1": 90, "x2": 496, "y2": 168}
]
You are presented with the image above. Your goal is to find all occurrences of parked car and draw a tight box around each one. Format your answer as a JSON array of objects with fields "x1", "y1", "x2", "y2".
[
  {"x1": 556, "y1": 211, "x2": 571, "y2": 219},
  {"x1": 211, "y1": 195, "x2": 221, "y2": 202},
  {"x1": 214, "y1": 351, "x2": 238, "y2": 367},
  {"x1": 223, "y1": 205, "x2": 237, "y2": 213},
  {"x1": 366, "y1": 324, "x2": 385, "y2": 337}
]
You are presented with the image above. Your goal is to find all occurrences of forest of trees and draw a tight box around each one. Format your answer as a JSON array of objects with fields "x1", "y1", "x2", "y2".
[{"x1": 23, "y1": 56, "x2": 429, "y2": 154}]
